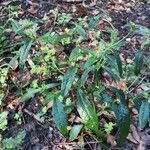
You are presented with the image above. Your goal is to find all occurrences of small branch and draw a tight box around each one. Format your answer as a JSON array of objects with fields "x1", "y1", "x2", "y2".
[
  {"x1": 127, "y1": 75, "x2": 146, "y2": 94},
  {"x1": 23, "y1": 108, "x2": 44, "y2": 123}
]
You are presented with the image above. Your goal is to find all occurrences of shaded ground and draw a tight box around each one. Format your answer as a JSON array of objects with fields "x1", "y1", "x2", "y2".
[{"x1": 0, "y1": 0, "x2": 150, "y2": 149}]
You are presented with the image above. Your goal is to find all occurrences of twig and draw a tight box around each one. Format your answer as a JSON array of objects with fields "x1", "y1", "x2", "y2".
[
  {"x1": 127, "y1": 75, "x2": 146, "y2": 94},
  {"x1": 23, "y1": 108, "x2": 44, "y2": 123}
]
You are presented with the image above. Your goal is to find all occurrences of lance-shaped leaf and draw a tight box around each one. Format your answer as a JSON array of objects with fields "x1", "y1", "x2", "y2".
[
  {"x1": 69, "y1": 124, "x2": 83, "y2": 141},
  {"x1": 139, "y1": 101, "x2": 150, "y2": 129},
  {"x1": 10, "y1": 19, "x2": 25, "y2": 36},
  {"x1": 88, "y1": 13, "x2": 109, "y2": 29},
  {"x1": 77, "y1": 89, "x2": 99, "y2": 132},
  {"x1": 100, "y1": 91, "x2": 113, "y2": 105},
  {"x1": 83, "y1": 56, "x2": 97, "y2": 69},
  {"x1": 115, "y1": 54, "x2": 123, "y2": 77},
  {"x1": 69, "y1": 47, "x2": 82, "y2": 61},
  {"x1": 116, "y1": 103, "x2": 130, "y2": 145},
  {"x1": 76, "y1": 25, "x2": 88, "y2": 40},
  {"x1": 134, "y1": 51, "x2": 143, "y2": 76},
  {"x1": 79, "y1": 67, "x2": 93, "y2": 87},
  {"x1": 19, "y1": 40, "x2": 32, "y2": 69},
  {"x1": 22, "y1": 83, "x2": 59, "y2": 101},
  {"x1": 110, "y1": 87, "x2": 130, "y2": 145},
  {"x1": 52, "y1": 99, "x2": 67, "y2": 135},
  {"x1": 22, "y1": 88, "x2": 41, "y2": 101},
  {"x1": 61, "y1": 67, "x2": 77, "y2": 97}
]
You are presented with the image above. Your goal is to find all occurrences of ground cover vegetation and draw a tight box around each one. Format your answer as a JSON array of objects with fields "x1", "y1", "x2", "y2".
[{"x1": 0, "y1": 0, "x2": 150, "y2": 149}]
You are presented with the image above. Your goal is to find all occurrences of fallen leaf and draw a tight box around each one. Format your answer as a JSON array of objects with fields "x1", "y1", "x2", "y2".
[
  {"x1": 107, "y1": 134, "x2": 117, "y2": 146},
  {"x1": 47, "y1": 101, "x2": 53, "y2": 109},
  {"x1": 7, "y1": 97, "x2": 21, "y2": 109},
  {"x1": 127, "y1": 133, "x2": 138, "y2": 144},
  {"x1": 27, "y1": 6, "x2": 38, "y2": 14}
]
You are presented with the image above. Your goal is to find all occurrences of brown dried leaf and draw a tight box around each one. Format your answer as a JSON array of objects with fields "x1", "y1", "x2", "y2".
[
  {"x1": 107, "y1": 134, "x2": 117, "y2": 146},
  {"x1": 27, "y1": 6, "x2": 38, "y2": 14},
  {"x1": 7, "y1": 97, "x2": 21, "y2": 109}
]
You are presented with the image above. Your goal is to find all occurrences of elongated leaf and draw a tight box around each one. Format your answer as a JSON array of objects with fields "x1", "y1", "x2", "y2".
[
  {"x1": 52, "y1": 100, "x2": 67, "y2": 135},
  {"x1": 69, "y1": 47, "x2": 95, "y2": 61},
  {"x1": 116, "y1": 103, "x2": 130, "y2": 145},
  {"x1": 80, "y1": 67, "x2": 93, "y2": 87},
  {"x1": 88, "y1": 13, "x2": 109, "y2": 29},
  {"x1": 0, "y1": 111, "x2": 8, "y2": 131},
  {"x1": 69, "y1": 47, "x2": 81, "y2": 61},
  {"x1": 115, "y1": 54, "x2": 123, "y2": 77},
  {"x1": 3, "y1": 130, "x2": 26, "y2": 149},
  {"x1": 77, "y1": 89, "x2": 99, "y2": 132},
  {"x1": 10, "y1": 19, "x2": 24, "y2": 36},
  {"x1": 139, "y1": 101, "x2": 150, "y2": 129},
  {"x1": 19, "y1": 40, "x2": 32, "y2": 69},
  {"x1": 84, "y1": 56, "x2": 97, "y2": 69},
  {"x1": 76, "y1": 26, "x2": 88, "y2": 40},
  {"x1": 22, "y1": 88, "x2": 41, "y2": 101},
  {"x1": 22, "y1": 83, "x2": 59, "y2": 101},
  {"x1": 77, "y1": 90, "x2": 106, "y2": 139},
  {"x1": 134, "y1": 51, "x2": 143, "y2": 76},
  {"x1": 8, "y1": 0, "x2": 20, "y2": 6},
  {"x1": 69, "y1": 124, "x2": 83, "y2": 141},
  {"x1": 104, "y1": 67, "x2": 120, "y2": 81},
  {"x1": 109, "y1": 87, "x2": 126, "y2": 102},
  {"x1": 101, "y1": 92, "x2": 113, "y2": 105},
  {"x1": 61, "y1": 67, "x2": 77, "y2": 97},
  {"x1": 56, "y1": 34, "x2": 70, "y2": 42},
  {"x1": 110, "y1": 88, "x2": 130, "y2": 145},
  {"x1": 135, "y1": 24, "x2": 150, "y2": 36},
  {"x1": 110, "y1": 28, "x2": 119, "y2": 42}
]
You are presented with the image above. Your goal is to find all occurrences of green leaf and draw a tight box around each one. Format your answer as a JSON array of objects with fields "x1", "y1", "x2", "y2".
[
  {"x1": 56, "y1": 34, "x2": 70, "y2": 42},
  {"x1": 22, "y1": 83, "x2": 59, "y2": 101},
  {"x1": 22, "y1": 88, "x2": 41, "y2": 101},
  {"x1": 116, "y1": 103, "x2": 130, "y2": 145},
  {"x1": 100, "y1": 92, "x2": 113, "y2": 105},
  {"x1": 52, "y1": 99, "x2": 67, "y2": 135},
  {"x1": 84, "y1": 56, "x2": 97, "y2": 69},
  {"x1": 88, "y1": 13, "x2": 109, "y2": 29},
  {"x1": 126, "y1": 22, "x2": 150, "y2": 36},
  {"x1": 19, "y1": 40, "x2": 32, "y2": 69},
  {"x1": 139, "y1": 101, "x2": 150, "y2": 129},
  {"x1": 38, "y1": 32, "x2": 58, "y2": 45},
  {"x1": 141, "y1": 39, "x2": 150, "y2": 50},
  {"x1": 69, "y1": 124, "x2": 83, "y2": 141},
  {"x1": 110, "y1": 28, "x2": 119, "y2": 42},
  {"x1": 80, "y1": 67, "x2": 93, "y2": 87},
  {"x1": 134, "y1": 24, "x2": 150, "y2": 36},
  {"x1": 110, "y1": 88, "x2": 130, "y2": 145},
  {"x1": 3, "y1": 130, "x2": 26, "y2": 149},
  {"x1": 77, "y1": 90, "x2": 106, "y2": 139},
  {"x1": 76, "y1": 26, "x2": 88, "y2": 40},
  {"x1": 134, "y1": 51, "x2": 143, "y2": 76},
  {"x1": 77, "y1": 89, "x2": 99, "y2": 132},
  {"x1": 0, "y1": 111, "x2": 8, "y2": 131},
  {"x1": 109, "y1": 87, "x2": 126, "y2": 103},
  {"x1": 69, "y1": 47, "x2": 81, "y2": 61},
  {"x1": 104, "y1": 67, "x2": 120, "y2": 81},
  {"x1": 69, "y1": 47, "x2": 95, "y2": 61},
  {"x1": 115, "y1": 54, "x2": 123, "y2": 77},
  {"x1": 61, "y1": 67, "x2": 77, "y2": 97},
  {"x1": 10, "y1": 19, "x2": 24, "y2": 36}
]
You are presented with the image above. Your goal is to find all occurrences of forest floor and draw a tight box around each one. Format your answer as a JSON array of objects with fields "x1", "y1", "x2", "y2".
[{"x1": 0, "y1": 0, "x2": 150, "y2": 150}]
